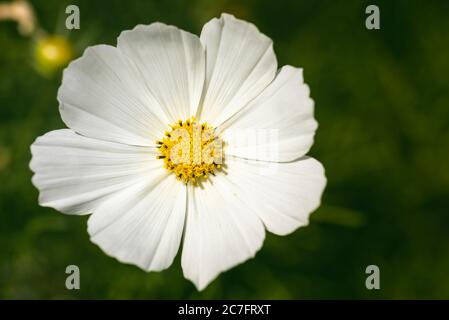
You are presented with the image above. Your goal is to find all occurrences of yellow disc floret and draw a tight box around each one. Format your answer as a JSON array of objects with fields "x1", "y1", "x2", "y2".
[{"x1": 157, "y1": 117, "x2": 223, "y2": 184}]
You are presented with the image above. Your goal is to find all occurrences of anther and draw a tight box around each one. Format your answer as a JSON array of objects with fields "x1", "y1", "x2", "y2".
[{"x1": 157, "y1": 118, "x2": 222, "y2": 184}]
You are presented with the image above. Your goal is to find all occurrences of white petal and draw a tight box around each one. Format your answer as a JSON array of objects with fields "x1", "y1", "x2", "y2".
[
  {"x1": 181, "y1": 180, "x2": 265, "y2": 290},
  {"x1": 88, "y1": 175, "x2": 186, "y2": 272},
  {"x1": 198, "y1": 13, "x2": 277, "y2": 126},
  {"x1": 220, "y1": 66, "x2": 317, "y2": 162},
  {"x1": 117, "y1": 22, "x2": 205, "y2": 121},
  {"x1": 58, "y1": 45, "x2": 169, "y2": 146},
  {"x1": 30, "y1": 129, "x2": 162, "y2": 215},
  {"x1": 222, "y1": 156, "x2": 326, "y2": 235}
]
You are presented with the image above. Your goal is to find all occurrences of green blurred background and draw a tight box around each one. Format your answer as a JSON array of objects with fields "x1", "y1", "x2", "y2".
[{"x1": 1, "y1": 0, "x2": 449, "y2": 299}]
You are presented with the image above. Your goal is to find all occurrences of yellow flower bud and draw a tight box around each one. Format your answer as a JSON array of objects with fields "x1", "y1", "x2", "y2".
[{"x1": 34, "y1": 35, "x2": 73, "y2": 74}]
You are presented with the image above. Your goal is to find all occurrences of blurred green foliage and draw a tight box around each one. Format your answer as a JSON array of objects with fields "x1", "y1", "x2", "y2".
[{"x1": 1, "y1": 0, "x2": 449, "y2": 299}]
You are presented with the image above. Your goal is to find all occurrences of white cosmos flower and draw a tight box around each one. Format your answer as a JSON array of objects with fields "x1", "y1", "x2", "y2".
[{"x1": 30, "y1": 13, "x2": 326, "y2": 290}]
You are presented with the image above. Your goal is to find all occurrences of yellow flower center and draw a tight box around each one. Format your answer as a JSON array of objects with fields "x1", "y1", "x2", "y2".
[{"x1": 157, "y1": 117, "x2": 223, "y2": 184}]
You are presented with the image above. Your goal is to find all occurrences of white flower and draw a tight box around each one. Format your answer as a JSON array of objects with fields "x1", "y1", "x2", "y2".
[{"x1": 30, "y1": 13, "x2": 326, "y2": 290}]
